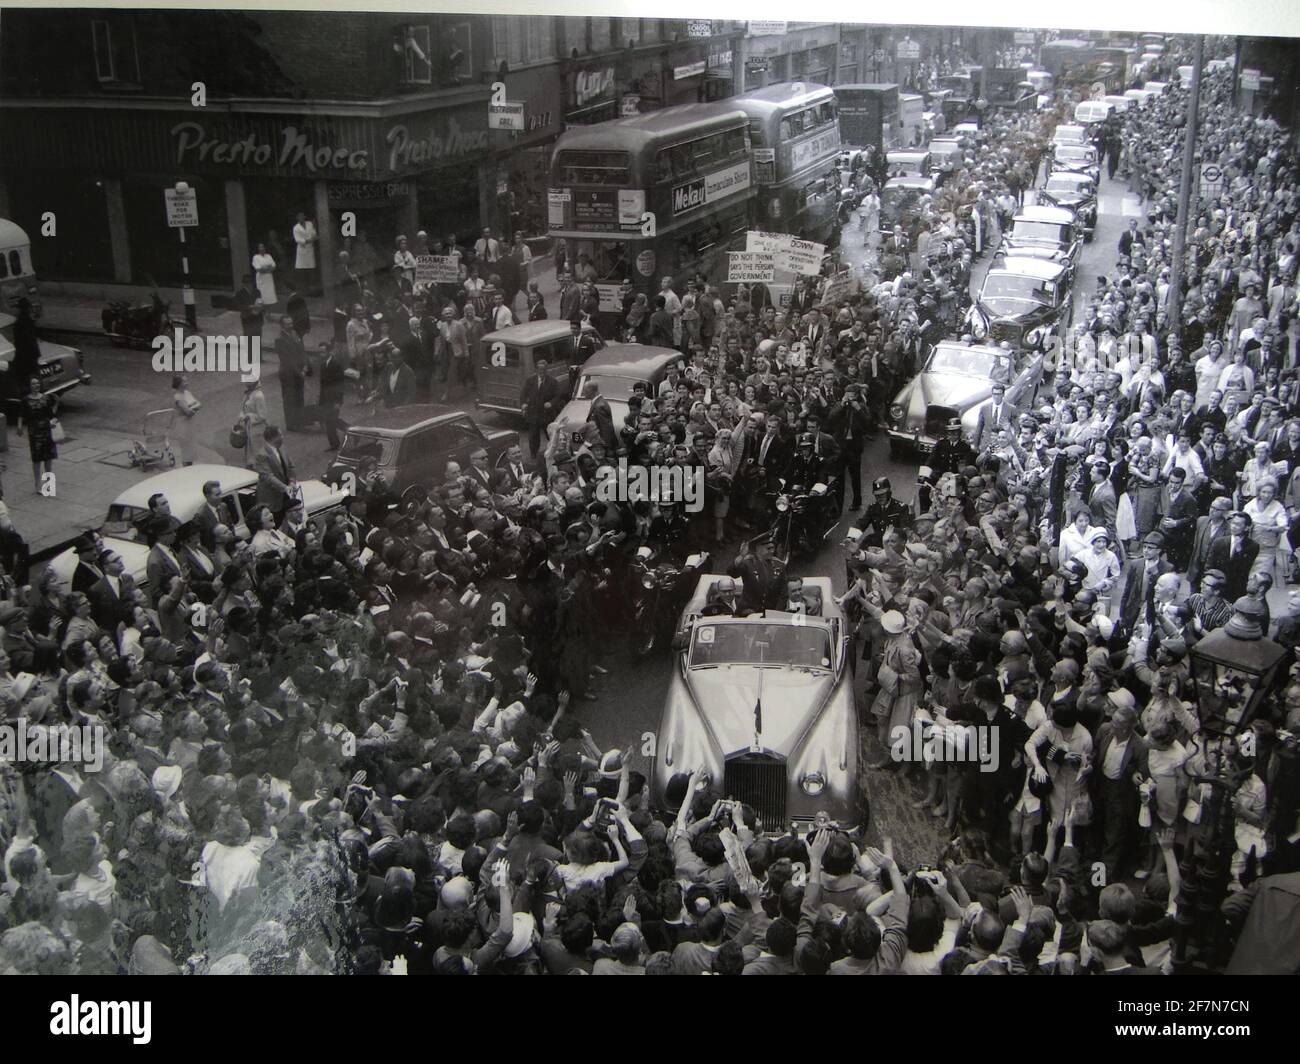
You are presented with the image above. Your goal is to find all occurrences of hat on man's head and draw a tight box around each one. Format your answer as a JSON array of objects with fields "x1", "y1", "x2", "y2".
[
  {"x1": 1108, "y1": 689, "x2": 1138, "y2": 713},
  {"x1": 599, "y1": 749, "x2": 624, "y2": 781},
  {"x1": 880, "y1": 610, "x2": 906, "y2": 635},
  {"x1": 1142, "y1": 531, "x2": 1166, "y2": 547}
]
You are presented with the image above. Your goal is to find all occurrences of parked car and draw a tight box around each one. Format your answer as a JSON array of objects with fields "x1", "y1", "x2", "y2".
[
  {"x1": 1040, "y1": 171, "x2": 1098, "y2": 238},
  {"x1": 928, "y1": 137, "x2": 965, "y2": 183},
  {"x1": 996, "y1": 205, "x2": 1082, "y2": 271},
  {"x1": 966, "y1": 256, "x2": 1073, "y2": 354},
  {"x1": 1073, "y1": 100, "x2": 1113, "y2": 129},
  {"x1": 550, "y1": 345, "x2": 685, "y2": 448},
  {"x1": 879, "y1": 176, "x2": 935, "y2": 234},
  {"x1": 324, "y1": 408, "x2": 513, "y2": 510},
  {"x1": 651, "y1": 573, "x2": 864, "y2": 833},
  {"x1": 0, "y1": 311, "x2": 91, "y2": 399},
  {"x1": 475, "y1": 320, "x2": 604, "y2": 418},
  {"x1": 887, "y1": 339, "x2": 1046, "y2": 455},
  {"x1": 1050, "y1": 123, "x2": 1089, "y2": 147},
  {"x1": 1103, "y1": 94, "x2": 1131, "y2": 114},
  {"x1": 47, "y1": 463, "x2": 350, "y2": 593},
  {"x1": 885, "y1": 149, "x2": 931, "y2": 179}
]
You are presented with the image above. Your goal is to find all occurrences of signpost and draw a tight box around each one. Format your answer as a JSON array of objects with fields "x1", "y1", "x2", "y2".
[
  {"x1": 165, "y1": 182, "x2": 198, "y2": 329},
  {"x1": 896, "y1": 38, "x2": 921, "y2": 61},
  {"x1": 1240, "y1": 68, "x2": 1260, "y2": 92},
  {"x1": 1198, "y1": 161, "x2": 1224, "y2": 200},
  {"x1": 487, "y1": 102, "x2": 525, "y2": 131}
]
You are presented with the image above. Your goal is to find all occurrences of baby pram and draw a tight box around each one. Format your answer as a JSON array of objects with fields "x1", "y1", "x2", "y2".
[{"x1": 127, "y1": 408, "x2": 176, "y2": 469}]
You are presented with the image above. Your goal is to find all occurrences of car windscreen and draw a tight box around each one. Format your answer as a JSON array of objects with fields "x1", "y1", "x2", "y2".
[
  {"x1": 337, "y1": 433, "x2": 396, "y2": 465},
  {"x1": 1054, "y1": 146, "x2": 1095, "y2": 162},
  {"x1": 1010, "y1": 221, "x2": 1068, "y2": 244},
  {"x1": 1046, "y1": 177, "x2": 1093, "y2": 196},
  {"x1": 924, "y1": 346, "x2": 1000, "y2": 377},
  {"x1": 102, "y1": 503, "x2": 150, "y2": 538},
  {"x1": 575, "y1": 373, "x2": 640, "y2": 401},
  {"x1": 982, "y1": 274, "x2": 1052, "y2": 303},
  {"x1": 690, "y1": 622, "x2": 832, "y2": 670}
]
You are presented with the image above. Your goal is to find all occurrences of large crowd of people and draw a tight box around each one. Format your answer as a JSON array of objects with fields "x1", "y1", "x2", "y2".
[{"x1": 1, "y1": 44, "x2": 1298, "y2": 977}]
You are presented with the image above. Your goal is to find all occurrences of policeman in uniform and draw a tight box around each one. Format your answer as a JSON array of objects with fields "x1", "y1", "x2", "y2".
[{"x1": 859, "y1": 477, "x2": 911, "y2": 547}]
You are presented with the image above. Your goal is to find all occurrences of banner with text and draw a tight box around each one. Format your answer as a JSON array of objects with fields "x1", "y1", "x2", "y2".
[
  {"x1": 415, "y1": 255, "x2": 461, "y2": 284},
  {"x1": 746, "y1": 231, "x2": 826, "y2": 275},
  {"x1": 728, "y1": 252, "x2": 776, "y2": 283}
]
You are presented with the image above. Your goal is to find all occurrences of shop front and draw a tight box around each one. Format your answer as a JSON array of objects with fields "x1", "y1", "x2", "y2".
[
  {"x1": 0, "y1": 92, "x2": 504, "y2": 292},
  {"x1": 740, "y1": 24, "x2": 841, "y2": 93}
]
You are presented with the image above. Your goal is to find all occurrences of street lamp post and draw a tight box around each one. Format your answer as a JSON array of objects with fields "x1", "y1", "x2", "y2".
[{"x1": 1175, "y1": 596, "x2": 1287, "y2": 970}]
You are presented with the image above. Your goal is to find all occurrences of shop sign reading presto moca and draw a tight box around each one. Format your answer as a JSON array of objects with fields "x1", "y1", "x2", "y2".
[{"x1": 171, "y1": 117, "x2": 490, "y2": 177}]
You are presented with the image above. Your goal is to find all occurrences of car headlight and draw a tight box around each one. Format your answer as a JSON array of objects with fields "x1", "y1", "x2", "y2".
[
  {"x1": 776, "y1": 495, "x2": 790, "y2": 513},
  {"x1": 801, "y1": 771, "x2": 827, "y2": 796},
  {"x1": 1025, "y1": 326, "x2": 1045, "y2": 347},
  {"x1": 889, "y1": 403, "x2": 906, "y2": 422},
  {"x1": 970, "y1": 314, "x2": 988, "y2": 339},
  {"x1": 642, "y1": 573, "x2": 657, "y2": 590}
]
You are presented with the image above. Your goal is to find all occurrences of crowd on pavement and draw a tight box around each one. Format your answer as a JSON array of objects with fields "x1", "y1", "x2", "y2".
[{"x1": 0, "y1": 46, "x2": 1298, "y2": 976}]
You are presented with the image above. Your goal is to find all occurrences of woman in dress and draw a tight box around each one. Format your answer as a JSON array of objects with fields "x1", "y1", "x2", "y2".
[
  {"x1": 1024, "y1": 700, "x2": 1093, "y2": 864},
  {"x1": 705, "y1": 429, "x2": 739, "y2": 546},
  {"x1": 1217, "y1": 348, "x2": 1256, "y2": 409},
  {"x1": 251, "y1": 243, "x2": 278, "y2": 307},
  {"x1": 16, "y1": 377, "x2": 58, "y2": 494},
  {"x1": 249, "y1": 505, "x2": 295, "y2": 559},
  {"x1": 171, "y1": 374, "x2": 202, "y2": 467},
  {"x1": 238, "y1": 379, "x2": 268, "y2": 468},
  {"x1": 866, "y1": 609, "x2": 923, "y2": 770},
  {"x1": 1244, "y1": 478, "x2": 1291, "y2": 584},
  {"x1": 1194, "y1": 339, "x2": 1228, "y2": 409},
  {"x1": 1126, "y1": 435, "x2": 1163, "y2": 540},
  {"x1": 1135, "y1": 720, "x2": 1188, "y2": 880}
]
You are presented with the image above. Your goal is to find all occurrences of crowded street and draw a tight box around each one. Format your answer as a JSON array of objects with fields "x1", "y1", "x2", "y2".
[{"x1": 0, "y1": 7, "x2": 1298, "y2": 1000}]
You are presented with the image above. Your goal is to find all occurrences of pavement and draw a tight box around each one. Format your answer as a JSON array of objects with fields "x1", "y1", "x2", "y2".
[{"x1": 34, "y1": 253, "x2": 563, "y2": 339}]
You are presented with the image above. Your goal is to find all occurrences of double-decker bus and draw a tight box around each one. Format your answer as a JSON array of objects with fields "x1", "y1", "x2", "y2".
[
  {"x1": 729, "y1": 82, "x2": 841, "y2": 247},
  {"x1": 547, "y1": 104, "x2": 755, "y2": 308}
]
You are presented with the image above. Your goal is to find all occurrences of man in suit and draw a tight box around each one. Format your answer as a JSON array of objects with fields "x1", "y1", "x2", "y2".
[
  {"x1": 1118, "y1": 532, "x2": 1174, "y2": 635},
  {"x1": 754, "y1": 415, "x2": 791, "y2": 492},
  {"x1": 584, "y1": 382, "x2": 619, "y2": 455},
  {"x1": 254, "y1": 425, "x2": 298, "y2": 517},
  {"x1": 70, "y1": 536, "x2": 104, "y2": 594},
  {"x1": 827, "y1": 386, "x2": 871, "y2": 511},
  {"x1": 87, "y1": 550, "x2": 128, "y2": 630},
  {"x1": 495, "y1": 444, "x2": 530, "y2": 495},
  {"x1": 1117, "y1": 219, "x2": 1143, "y2": 259},
  {"x1": 1188, "y1": 495, "x2": 1234, "y2": 589},
  {"x1": 1205, "y1": 511, "x2": 1260, "y2": 602},
  {"x1": 274, "y1": 315, "x2": 309, "y2": 431},
  {"x1": 377, "y1": 345, "x2": 417, "y2": 408},
  {"x1": 145, "y1": 516, "x2": 184, "y2": 602},
  {"x1": 729, "y1": 534, "x2": 780, "y2": 613},
  {"x1": 318, "y1": 343, "x2": 350, "y2": 451},
  {"x1": 463, "y1": 447, "x2": 499, "y2": 497},
  {"x1": 1156, "y1": 467, "x2": 1200, "y2": 572},
  {"x1": 193, "y1": 480, "x2": 228, "y2": 547},
  {"x1": 558, "y1": 273, "x2": 582, "y2": 324},
  {"x1": 973, "y1": 382, "x2": 1013, "y2": 453},
  {"x1": 1087, "y1": 461, "x2": 1119, "y2": 544},
  {"x1": 520, "y1": 359, "x2": 564, "y2": 464}
]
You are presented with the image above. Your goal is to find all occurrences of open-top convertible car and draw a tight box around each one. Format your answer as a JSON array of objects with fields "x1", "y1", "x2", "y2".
[
  {"x1": 652, "y1": 574, "x2": 864, "y2": 834},
  {"x1": 887, "y1": 338, "x2": 1045, "y2": 455}
]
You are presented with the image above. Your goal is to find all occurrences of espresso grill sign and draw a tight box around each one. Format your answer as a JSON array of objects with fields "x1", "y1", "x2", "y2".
[
  {"x1": 671, "y1": 163, "x2": 751, "y2": 217},
  {"x1": 729, "y1": 252, "x2": 775, "y2": 283}
]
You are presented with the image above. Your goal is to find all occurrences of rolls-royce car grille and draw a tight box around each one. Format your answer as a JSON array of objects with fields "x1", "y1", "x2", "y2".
[
  {"x1": 724, "y1": 754, "x2": 787, "y2": 832},
  {"x1": 989, "y1": 321, "x2": 1023, "y2": 345},
  {"x1": 925, "y1": 405, "x2": 960, "y2": 436}
]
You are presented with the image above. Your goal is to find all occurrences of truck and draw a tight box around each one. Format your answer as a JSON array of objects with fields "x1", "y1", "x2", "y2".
[{"x1": 833, "y1": 84, "x2": 900, "y2": 155}]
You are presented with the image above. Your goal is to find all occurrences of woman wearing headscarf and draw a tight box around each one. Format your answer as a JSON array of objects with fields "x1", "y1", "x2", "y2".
[{"x1": 625, "y1": 293, "x2": 650, "y2": 344}]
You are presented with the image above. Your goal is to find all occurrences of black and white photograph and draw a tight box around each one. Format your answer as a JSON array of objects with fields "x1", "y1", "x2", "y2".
[{"x1": 0, "y1": 0, "x2": 1297, "y2": 1023}]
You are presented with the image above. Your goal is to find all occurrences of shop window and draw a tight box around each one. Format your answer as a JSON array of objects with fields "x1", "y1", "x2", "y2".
[
  {"x1": 90, "y1": 17, "x2": 140, "y2": 85},
  {"x1": 430, "y1": 19, "x2": 471, "y2": 85}
]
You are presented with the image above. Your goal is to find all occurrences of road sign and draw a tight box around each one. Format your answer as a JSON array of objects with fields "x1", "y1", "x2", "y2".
[
  {"x1": 687, "y1": 19, "x2": 712, "y2": 38},
  {"x1": 897, "y1": 39, "x2": 921, "y2": 61},
  {"x1": 488, "y1": 102, "x2": 525, "y2": 131},
  {"x1": 1240, "y1": 68, "x2": 1260, "y2": 92},
  {"x1": 164, "y1": 185, "x2": 198, "y2": 228},
  {"x1": 1199, "y1": 162, "x2": 1225, "y2": 199}
]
